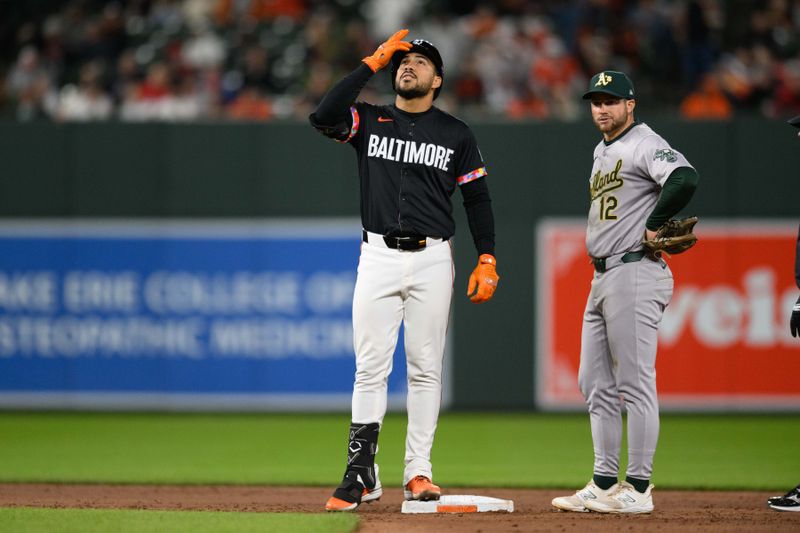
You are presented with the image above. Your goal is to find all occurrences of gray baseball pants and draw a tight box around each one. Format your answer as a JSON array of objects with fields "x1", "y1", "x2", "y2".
[{"x1": 578, "y1": 257, "x2": 673, "y2": 480}]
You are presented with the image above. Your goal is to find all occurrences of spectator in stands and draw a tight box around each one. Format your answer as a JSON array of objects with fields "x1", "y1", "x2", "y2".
[
  {"x1": 226, "y1": 85, "x2": 272, "y2": 121},
  {"x1": 680, "y1": 70, "x2": 732, "y2": 120},
  {"x1": 119, "y1": 61, "x2": 173, "y2": 121},
  {"x1": 772, "y1": 58, "x2": 800, "y2": 117},
  {"x1": 55, "y1": 60, "x2": 113, "y2": 121},
  {"x1": 5, "y1": 46, "x2": 58, "y2": 121}
]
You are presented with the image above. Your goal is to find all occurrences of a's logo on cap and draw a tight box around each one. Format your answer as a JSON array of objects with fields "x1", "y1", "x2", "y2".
[
  {"x1": 595, "y1": 72, "x2": 613, "y2": 87},
  {"x1": 412, "y1": 39, "x2": 430, "y2": 46}
]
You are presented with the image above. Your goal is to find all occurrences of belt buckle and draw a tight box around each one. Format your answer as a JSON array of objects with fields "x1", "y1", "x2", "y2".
[
  {"x1": 397, "y1": 237, "x2": 426, "y2": 251},
  {"x1": 380, "y1": 234, "x2": 427, "y2": 251}
]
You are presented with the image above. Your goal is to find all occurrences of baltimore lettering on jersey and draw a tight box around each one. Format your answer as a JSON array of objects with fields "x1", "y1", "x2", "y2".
[
  {"x1": 367, "y1": 134, "x2": 455, "y2": 172},
  {"x1": 590, "y1": 158, "x2": 624, "y2": 200}
]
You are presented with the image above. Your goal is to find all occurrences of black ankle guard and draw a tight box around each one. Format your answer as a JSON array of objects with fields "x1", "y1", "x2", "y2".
[{"x1": 341, "y1": 422, "x2": 379, "y2": 491}]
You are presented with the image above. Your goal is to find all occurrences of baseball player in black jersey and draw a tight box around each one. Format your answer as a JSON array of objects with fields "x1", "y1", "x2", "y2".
[
  {"x1": 309, "y1": 29, "x2": 499, "y2": 511},
  {"x1": 767, "y1": 115, "x2": 800, "y2": 513}
]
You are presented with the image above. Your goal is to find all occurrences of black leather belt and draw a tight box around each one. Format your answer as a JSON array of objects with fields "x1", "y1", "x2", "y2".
[
  {"x1": 592, "y1": 250, "x2": 647, "y2": 273},
  {"x1": 362, "y1": 230, "x2": 430, "y2": 251}
]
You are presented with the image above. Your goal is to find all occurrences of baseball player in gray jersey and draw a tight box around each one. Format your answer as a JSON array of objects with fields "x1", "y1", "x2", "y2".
[{"x1": 552, "y1": 71, "x2": 699, "y2": 514}]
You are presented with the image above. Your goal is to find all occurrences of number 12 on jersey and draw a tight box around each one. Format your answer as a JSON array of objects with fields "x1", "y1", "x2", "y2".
[{"x1": 599, "y1": 195, "x2": 618, "y2": 221}]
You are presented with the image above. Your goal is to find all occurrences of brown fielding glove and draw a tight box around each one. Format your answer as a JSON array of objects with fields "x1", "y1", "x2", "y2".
[
  {"x1": 467, "y1": 254, "x2": 499, "y2": 303},
  {"x1": 641, "y1": 216, "x2": 699, "y2": 257},
  {"x1": 362, "y1": 29, "x2": 413, "y2": 73}
]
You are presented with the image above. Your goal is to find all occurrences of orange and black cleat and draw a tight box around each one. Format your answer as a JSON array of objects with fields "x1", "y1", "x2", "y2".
[
  {"x1": 325, "y1": 467, "x2": 382, "y2": 512},
  {"x1": 404, "y1": 475, "x2": 441, "y2": 501}
]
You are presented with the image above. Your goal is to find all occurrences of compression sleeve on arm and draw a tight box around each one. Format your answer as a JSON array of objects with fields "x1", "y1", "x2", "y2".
[
  {"x1": 309, "y1": 63, "x2": 374, "y2": 130},
  {"x1": 645, "y1": 166, "x2": 699, "y2": 231},
  {"x1": 461, "y1": 178, "x2": 496, "y2": 257}
]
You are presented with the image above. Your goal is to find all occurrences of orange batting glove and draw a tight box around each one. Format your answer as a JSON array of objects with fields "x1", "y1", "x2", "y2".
[
  {"x1": 362, "y1": 29, "x2": 413, "y2": 73},
  {"x1": 467, "y1": 254, "x2": 499, "y2": 303}
]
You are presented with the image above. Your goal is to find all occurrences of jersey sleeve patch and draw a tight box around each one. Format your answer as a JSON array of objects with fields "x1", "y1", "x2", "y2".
[
  {"x1": 457, "y1": 166, "x2": 488, "y2": 186},
  {"x1": 336, "y1": 105, "x2": 360, "y2": 144}
]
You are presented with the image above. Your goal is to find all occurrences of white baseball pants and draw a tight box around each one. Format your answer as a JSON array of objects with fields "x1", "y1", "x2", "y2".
[{"x1": 351, "y1": 234, "x2": 454, "y2": 486}]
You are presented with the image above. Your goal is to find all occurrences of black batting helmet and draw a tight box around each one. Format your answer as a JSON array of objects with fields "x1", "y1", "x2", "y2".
[{"x1": 390, "y1": 38, "x2": 444, "y2": 100}]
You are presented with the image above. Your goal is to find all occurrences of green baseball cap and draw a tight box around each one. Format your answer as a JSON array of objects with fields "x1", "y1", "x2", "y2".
[{"x1": 582, "y1": 70, "x2": 635, "y2": 100}]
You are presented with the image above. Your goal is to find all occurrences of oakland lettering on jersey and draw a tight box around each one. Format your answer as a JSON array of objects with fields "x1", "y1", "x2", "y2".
[
  {"x1": 590, "y1": 158, "x2": 624, "y2": 200},
  {"x1": 367, "y1": 134, "x2": 455, "y2": 172}
]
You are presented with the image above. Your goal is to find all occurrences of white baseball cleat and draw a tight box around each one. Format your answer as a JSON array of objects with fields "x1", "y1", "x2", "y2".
[
  {"x1": 551, "y1": 480, "x2": 619, "y2": 513},
  {"x1": 583, "y1": 481, "x2": 654, "y2": 514},
  {"x1": 767, "y1": 484, "x2": 800, "y2": 512}
]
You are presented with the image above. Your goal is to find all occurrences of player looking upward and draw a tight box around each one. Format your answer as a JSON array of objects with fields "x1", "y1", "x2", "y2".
[{"x1": 309, "y1": 30, "x2": 499, "y2": 512}]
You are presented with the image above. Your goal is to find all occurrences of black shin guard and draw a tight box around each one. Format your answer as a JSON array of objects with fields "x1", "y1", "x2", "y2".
[{"x1": 332, "y1": 422, "x2": 380, "y2": 503}]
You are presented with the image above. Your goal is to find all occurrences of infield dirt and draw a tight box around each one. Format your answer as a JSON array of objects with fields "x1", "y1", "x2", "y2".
[{"x1": 1, "y1": 484, "x2": 798, "y2": 532}]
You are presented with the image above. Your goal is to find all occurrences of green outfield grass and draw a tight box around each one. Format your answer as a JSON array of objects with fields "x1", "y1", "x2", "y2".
[
  {"x1": 0, "y1": 412, "x2": 798, "y2": 490},
  {"x1": 0, "y1": 508, "x2": 357, "y2": 533}
]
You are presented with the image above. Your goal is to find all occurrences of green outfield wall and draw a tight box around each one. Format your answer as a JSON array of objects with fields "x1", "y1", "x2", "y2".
[{"x1": 0, "y1": 117, "x2": 796, "y2": 409}]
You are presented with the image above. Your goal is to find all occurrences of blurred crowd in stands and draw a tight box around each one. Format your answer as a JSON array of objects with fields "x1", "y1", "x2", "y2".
[{"x1": 1, "y1": 0, "x2": 799, "y2": 122}]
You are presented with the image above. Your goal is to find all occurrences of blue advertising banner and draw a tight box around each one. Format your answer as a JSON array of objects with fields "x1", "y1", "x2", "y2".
[{"x1": 0, "y1": 219, "x2": 411, "y2": 410}]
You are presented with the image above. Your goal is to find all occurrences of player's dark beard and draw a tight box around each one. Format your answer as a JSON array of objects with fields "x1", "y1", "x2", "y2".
[{"x1": 396, "y1": 79, "x2": 433, "y2": 100}]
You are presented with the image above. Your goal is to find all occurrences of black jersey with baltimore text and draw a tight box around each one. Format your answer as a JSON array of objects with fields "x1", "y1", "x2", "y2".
[{"x1": 325, "y1": 102, "x2": 487, "y2": 239}]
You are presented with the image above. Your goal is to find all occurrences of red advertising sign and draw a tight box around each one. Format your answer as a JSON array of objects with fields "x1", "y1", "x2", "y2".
[{"x1": 536, "y1": 219, "x2": 800, "y2": 410}]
